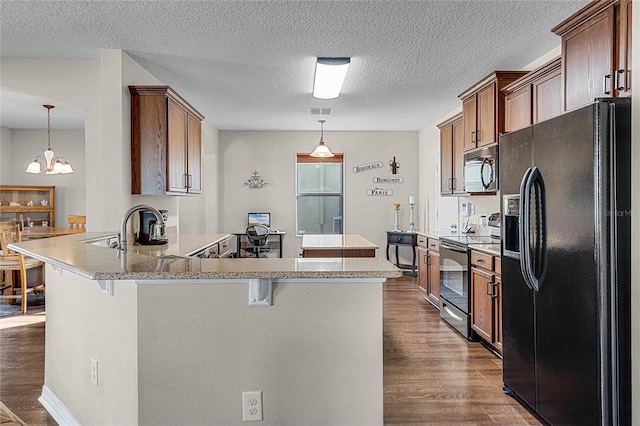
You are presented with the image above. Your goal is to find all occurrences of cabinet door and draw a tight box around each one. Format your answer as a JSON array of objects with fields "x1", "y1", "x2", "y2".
[
  {"x1": 494, "y1": 275, "x2": 502, "y2": 353},
  {"x1": 451, "y1": 118, "x2": 465, "y2": 194},
  {"x1": 167, "y1": 99, "x2": 188, "y2": 193},
  {"x1": 533, "y1": 69, "x2": 562, "y2": 123},
  {"x1": 476, "y1": 84, "x2": 496, "y2": 147},
  {"x1": 615, "y1": 0, "x2": 632, "y2": 96},
  {"x1": 470, "y1": 267, "x2": 494, "y2": 342},
  {"x1": 562, "y1": 5, "x2": 615, "y2": 111},
  {"x1": 462, "y1": 95, "x2": 477, "y2": 151},
  {"x1": 417, "y1": 247, "x2": 428, "y2": 294},
  {"x1": 427, "y1": 250, "x2": 440, "y2": 306},
  {"x1": 440, "y1": 125, "x2": 453, "y2": 195},
  {"x1": 505, "y1": 85, "x2": 532, "y2": 132},
  {"x1": 187, "y1": 114, "x2": 202, "y2": 193}
]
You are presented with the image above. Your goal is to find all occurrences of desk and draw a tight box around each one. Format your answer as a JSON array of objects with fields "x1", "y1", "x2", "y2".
[
  {"x1": 386, "y1": 231, "x2": 417, "y2": 277},
  {"x1": 301, "y1": 234, "x2": 378, "y2": 258},
  {"x1": 234, "y1": 230, "x2": 285, "y2": 258},
  {"x1": 22, "y1": 227, "x2": 86, "y2": 239}
]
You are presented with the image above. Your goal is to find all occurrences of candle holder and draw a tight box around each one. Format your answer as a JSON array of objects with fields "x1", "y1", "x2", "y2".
[
  {"x1": 393, "y1": 203, "x2": 401, "y2": 231},
  {"x1": 407, "y1": 201, "x2": 415, "y2": 232}
]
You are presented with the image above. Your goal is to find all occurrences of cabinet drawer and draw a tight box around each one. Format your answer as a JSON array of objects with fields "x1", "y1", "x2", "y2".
[
  {"x1": 219, "y1": 238, "x2": 230, "y2": 256},
  {"x1": 494, "y1": 256, "x2": 501, "y2": 275},
  {"x1": 470, "y1": 250, "x2": 493, "y2": 271},
  {"x1": 387, "y1": 232, "x2": 414, "y2": 245},
  {"x1": 417, "y1": 234, "x2": 428, "y2": 248},
  {"x1": 427, "y1": 238, "x2": 440, "y2": 252},
  {"x1": 208, "y1": 243, "x2": 220, "y2": 257}
]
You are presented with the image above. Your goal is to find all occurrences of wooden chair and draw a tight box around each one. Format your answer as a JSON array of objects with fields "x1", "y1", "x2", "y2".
[
  {"x1": 0, "y1": 223, "x2": 45, "y2": 314},
  {"x1": 68, "y1": 215, "x2": 86, "y2": 230}
]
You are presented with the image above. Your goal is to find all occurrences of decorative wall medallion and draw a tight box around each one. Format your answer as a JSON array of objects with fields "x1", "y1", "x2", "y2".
[
  {"x1": 244, "y1": 170, "x2": 267, "y2": 189},
  {"x1": 373, "y1": 176, "x2": 404, "y2": 184},
  {"x1": 353, "y1": 161, "x2": 383, "y2": 173},
  {"x1": 366, "y1": 187, "x2": 393, "y2": 196}
]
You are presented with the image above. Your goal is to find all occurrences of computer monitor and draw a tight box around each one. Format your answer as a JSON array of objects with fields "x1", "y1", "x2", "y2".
[{"x1": 248, "y1": 212, "x2": 271, "y2": 228}]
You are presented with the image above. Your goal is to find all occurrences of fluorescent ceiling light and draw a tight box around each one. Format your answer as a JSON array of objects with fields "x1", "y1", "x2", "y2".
[{"x1": 312, "y1": 58, "x2": 350, "y2": 99}]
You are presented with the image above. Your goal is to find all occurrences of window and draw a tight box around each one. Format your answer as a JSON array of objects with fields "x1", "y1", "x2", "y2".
[{"x1": 296, "y1": 153, "x2": 344, "y2": 235}]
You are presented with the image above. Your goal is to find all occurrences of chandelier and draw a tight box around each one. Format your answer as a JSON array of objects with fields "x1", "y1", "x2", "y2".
[
  {"x1": 25, "y1": 104, "x2": 74, "y2": 174},
  {"x1": 309, "y1": 119, "x2": 335, "y2": 158}
]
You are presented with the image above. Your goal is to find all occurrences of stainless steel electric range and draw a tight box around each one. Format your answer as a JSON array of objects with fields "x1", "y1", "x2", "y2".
[{"x1": 439, "y1": 235, "x2": 499, "y2": 340}]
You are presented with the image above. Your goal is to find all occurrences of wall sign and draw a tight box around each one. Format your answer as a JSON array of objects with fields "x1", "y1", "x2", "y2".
[
  {"x1": 353, "y1": 161, "x2": 383, "y2": 173},
  {"x1": 366, "y1": 187, "x2": 393, "y2": 196},
  {"x1": 373, "y1": 176, "x2": 404, "y2": 184}
]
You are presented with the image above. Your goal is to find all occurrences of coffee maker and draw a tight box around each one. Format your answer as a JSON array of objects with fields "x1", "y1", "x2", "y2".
[{"x1": 136, "y1": 209, "x2": 169, "y2": 245}]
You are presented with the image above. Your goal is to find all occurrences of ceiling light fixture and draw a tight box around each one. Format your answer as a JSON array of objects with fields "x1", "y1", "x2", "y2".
[
  {"x1": 310, "y1": 119, "x2": 335, "y2": 158},
  {"x1": 25, "y1": 105, "x2": 74, "y2": 175},
  {"x1": 312, "y1": 57, "x2": 350, "y2": 99}
]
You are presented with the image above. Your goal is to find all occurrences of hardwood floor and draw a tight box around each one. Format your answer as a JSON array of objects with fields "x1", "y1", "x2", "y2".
[
  {"x1": 0, "y1": 275, "x2": 540, "y2": 425},
  {"x1": 384, "y1": 275, "x2": 541, "y2": 425}
]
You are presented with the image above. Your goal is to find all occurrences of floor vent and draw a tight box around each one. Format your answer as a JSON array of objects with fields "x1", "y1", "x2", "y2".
[{"x1": 309, "y1": 107, "x2": 333, "y2": 115}]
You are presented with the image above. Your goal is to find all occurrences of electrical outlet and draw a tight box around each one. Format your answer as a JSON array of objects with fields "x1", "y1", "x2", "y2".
[
  {"x1": 90, "y1": 358, "x2": 98, "y2": 386},
  {"x1": 242, "y1": 391, "x2": 262, "y2": 422}
]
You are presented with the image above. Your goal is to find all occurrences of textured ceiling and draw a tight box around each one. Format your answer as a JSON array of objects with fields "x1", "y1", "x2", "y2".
[{"x1": 0, "y1": 0, "x2": 589, "y2": 131}]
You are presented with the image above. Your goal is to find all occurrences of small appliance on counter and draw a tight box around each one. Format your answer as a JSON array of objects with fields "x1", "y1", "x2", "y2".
[
  {"x1": 136, "y1": 209, "x2": 169, "y2": 245},
  {"x1": 487, "y1": 212, "x2": 500, "y2": 239}
]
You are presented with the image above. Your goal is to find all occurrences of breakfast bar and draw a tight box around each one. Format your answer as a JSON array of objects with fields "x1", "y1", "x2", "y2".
[{"x1": 10, "y1": 232, "x2": 400, "y2": 426}]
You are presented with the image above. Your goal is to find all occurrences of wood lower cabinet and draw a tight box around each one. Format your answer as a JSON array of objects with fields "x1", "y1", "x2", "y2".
[
  {"x1": 470, "y1": 249, "x2": 502, "y2": 353},
  {"x1": 438, "y1": 113, "x2": 465, "y2": 195},
  {"x1": 459, "y1": 71, "x2": 528, "y2": 152},
  {"x1": 130, "y1": 86, "x2": 204, "y2": 195},
  {"x1": 503, "y1": 58, "x2": 562, "y2": 132},
  {"x1": 552, "y1": 0, "x2": 632, "y2": 112},
  {"x1": 417, "y1": 235, "x2": 440, "y2": 307}
]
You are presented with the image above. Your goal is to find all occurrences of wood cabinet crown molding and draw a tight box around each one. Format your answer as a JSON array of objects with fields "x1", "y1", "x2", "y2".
[
  {"x1": 129, "y1": 85, "x2": 204, "y2": 121},
  {"x1": 457, "y1": 71, "x2": 530, "y2": 100},
  {"x1": 551, "y1": 0, "x2": 619, "y2": 36},
  {"x1": 436, "y1": 112, "x2": 463, "y2": 129},
  {"x1": 501, "y1": 57, "x2": 561, "y2": 93}
]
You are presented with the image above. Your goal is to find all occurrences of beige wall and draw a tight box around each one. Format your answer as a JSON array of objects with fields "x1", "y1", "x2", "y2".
[
  {"x1": 7, "y1": 129, "x2": 86, "y2": 226},
  {"x1": 43, "y1": 264, "x2": 385, "y2": 425},
  {"x1": 219, "y1": 130, "x2": 419, "y2": 258}
]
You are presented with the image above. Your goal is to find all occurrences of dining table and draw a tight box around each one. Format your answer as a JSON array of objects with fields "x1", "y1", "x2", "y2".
[{"x1": 21, "y1": 227, "x2": 86, "y2": 239}]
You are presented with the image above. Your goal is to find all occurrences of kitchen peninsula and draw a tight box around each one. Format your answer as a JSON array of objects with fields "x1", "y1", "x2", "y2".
[
  {"x1": 10, "y1": 232, "x2": 401, "y2": 426},
  {"x1": 300, "y1": 234, "x2": 378, "y2": 258}
]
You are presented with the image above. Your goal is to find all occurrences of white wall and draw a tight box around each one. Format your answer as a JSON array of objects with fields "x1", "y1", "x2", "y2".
[
  {"x1": 1, "y1": 50, "x2": 220, "y2": 234},
  {"x1": 9, "y1": 129, "x2": 86, "y2": 226},
  {"x1": 219, "y1": 131, "x2": 418, "y2": 258},
  {"x1": 0, "y1": 127, "x2": 13, "y2": 183}
]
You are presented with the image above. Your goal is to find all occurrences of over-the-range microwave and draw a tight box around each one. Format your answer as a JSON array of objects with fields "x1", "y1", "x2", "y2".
[{"x1": 464, "y1": 145, "x2": 498, "y2": 193}]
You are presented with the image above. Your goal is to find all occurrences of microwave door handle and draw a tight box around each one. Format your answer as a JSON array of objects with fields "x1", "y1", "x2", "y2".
[
  {"x1": 480, "y1": 157, "x2": 492, "y2": 189},
  {"x1": 519, "y1": 168, "x2": 534, "y2": 290}
]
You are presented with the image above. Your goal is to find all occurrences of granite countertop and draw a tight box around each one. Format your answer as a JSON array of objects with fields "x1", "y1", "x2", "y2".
[
  {"x1": 469, "y1": 243, "x2": 501, "y2": 257},
  {"x1": 301, "y1": 234, "x2": 379, "y2": 250},
  {"x1": 415, "y1": 230, "x2": 459, "y2": 239},
  {"x1": 10, "y1": 232, "x2": 401, "y2": 281}
]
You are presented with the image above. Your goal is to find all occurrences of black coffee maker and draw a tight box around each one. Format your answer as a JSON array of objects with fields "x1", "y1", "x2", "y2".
[{"x1": 136, "y1": 209, "x2": 169, "y2": 245}]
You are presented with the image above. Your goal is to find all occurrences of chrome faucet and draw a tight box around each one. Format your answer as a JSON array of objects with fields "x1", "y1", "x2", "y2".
[{"x1": 118, "y1": 204, "x2": 166, "y2": 250}]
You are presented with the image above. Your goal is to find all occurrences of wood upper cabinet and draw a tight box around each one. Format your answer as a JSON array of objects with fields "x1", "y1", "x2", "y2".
[
  {"x1": 438, "y1": 113, "x2": 465, "y2": 196},
  {"x1": 459, "y1": 71, "x2": 528, "y2": 152},
  {"x1": 503, "y1": 58, "x2": 562, "y2": 132},
  {"x1": 129, "y1": 85, "x2": 204, "y2": 195},
  {"x1": 552, "y1": 0, "x2": 632, "y2": 112}
]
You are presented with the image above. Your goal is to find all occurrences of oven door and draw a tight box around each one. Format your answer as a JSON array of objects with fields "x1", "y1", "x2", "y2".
[{"x1": 438, "y1": 241, "x2": 469, "y2": 313}]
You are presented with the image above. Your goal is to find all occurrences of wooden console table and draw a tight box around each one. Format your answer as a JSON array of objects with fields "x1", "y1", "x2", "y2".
[{"x1": 386, "y1": 231, "x2": 417, "y2": 277}]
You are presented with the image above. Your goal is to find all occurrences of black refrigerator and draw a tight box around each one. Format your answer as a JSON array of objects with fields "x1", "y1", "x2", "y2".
[{"x1": 499, "y1": 98, "x2": 631, "y2": 425}]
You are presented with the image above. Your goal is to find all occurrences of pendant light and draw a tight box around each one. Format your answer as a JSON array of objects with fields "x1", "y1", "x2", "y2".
[
  {"x1": 310, "y1": 120, "x2": 335, "y2": 158},
  {"x1": 25, "y1": 104, "x2": 74, "y2": 175}
]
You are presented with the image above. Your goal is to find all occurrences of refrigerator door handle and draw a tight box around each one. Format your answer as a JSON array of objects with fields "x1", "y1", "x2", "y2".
[
  {"x1": 530, "y1": 169, "x2": 547, "y2": 291},
  {"x1": 519, "y1": 168, "x2": 534, "y2": 290}
]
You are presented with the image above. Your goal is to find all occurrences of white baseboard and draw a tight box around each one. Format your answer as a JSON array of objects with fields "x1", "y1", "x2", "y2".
[{"x1": 38, "y1": 385, "x2": 80, "y2": 426}]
